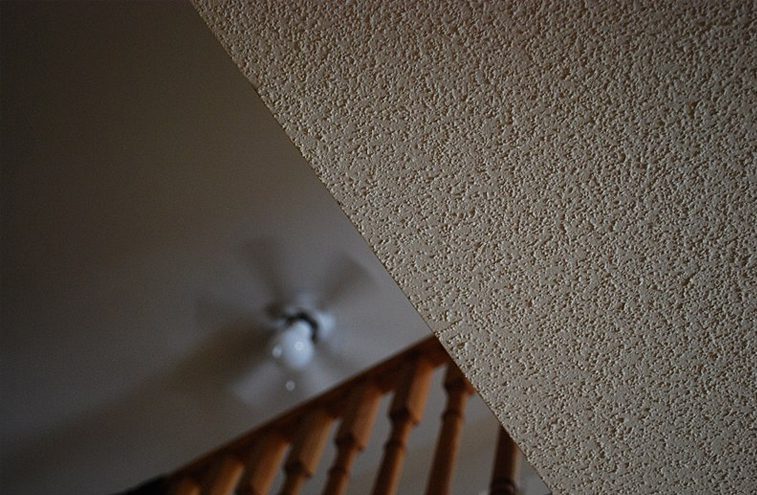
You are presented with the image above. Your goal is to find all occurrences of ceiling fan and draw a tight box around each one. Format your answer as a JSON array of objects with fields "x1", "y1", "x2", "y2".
[
  {"x1": 195, "y1": 239, "x2": 375, "y2": 404},
  {"x1": 266, "y1": 299, "x2": 335, "y2": 371}
]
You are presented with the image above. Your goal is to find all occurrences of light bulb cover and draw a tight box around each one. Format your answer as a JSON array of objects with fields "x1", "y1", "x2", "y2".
[{"x1": 269, "y1": 320, "x2": 315, "y2": 371}]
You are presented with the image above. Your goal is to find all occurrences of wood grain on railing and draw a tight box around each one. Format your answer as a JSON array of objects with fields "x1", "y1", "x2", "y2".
[
  {"x1": 425, "y1": 363, "x2": 475, "y2": 495},
  {"x1": 371, "y1": 356, "x2": 434, "y2": 495}
]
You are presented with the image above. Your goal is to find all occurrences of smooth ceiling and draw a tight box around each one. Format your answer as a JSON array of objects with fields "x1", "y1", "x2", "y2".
[
  {"x1": 193, "y1": 1, "x2": 757, "y2": 493},
  {"x1": 1, "y1": 3, "x2": 433, "y2": 493}
]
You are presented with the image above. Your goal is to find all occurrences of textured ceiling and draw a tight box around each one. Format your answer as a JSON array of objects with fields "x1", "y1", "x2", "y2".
[{"x1": 193, "y1": 1, "x2": 756, "y2": 493}]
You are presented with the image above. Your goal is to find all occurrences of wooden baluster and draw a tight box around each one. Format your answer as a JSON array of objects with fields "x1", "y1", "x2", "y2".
[
  {"x1": 239, "y1": 431, "x2": 288, "y2": 495},
  {"x1": 489, "y1": 426, "x2": 522, "y2": 495},
  {"x1": 205, "y1": 455, "x2": 245, "y2": 495},
  {"x1": 172, "y1": 478, "x2": 201, "y2": 495},
  {"x1": 425, "y1": 364, "x2": 475, "y2": 495},
  {"x1": 278, "y1": 409, "x2": 334, "y2": 495},
  {"x1": 322, "y1": 383, "x2": 383, "y2": 495},
  {"x1": 371, "y1": 356, "x2": 434, "y2": 495}
]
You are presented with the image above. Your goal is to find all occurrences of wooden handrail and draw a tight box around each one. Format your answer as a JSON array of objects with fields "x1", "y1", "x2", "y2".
[
  {"x1": 171, "y1": 337, "x2": 446, "y2": 481},
  {"x1": 163, "y1": 335, "x2": 525, "y2": 495}
]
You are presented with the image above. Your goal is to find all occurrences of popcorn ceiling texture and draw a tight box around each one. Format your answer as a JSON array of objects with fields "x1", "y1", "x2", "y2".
[{"x1": 192, "y1": 1, "x2": 756, "y2": 493}]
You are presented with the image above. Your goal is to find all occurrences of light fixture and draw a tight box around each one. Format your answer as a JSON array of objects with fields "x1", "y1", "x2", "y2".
[
  {"x1": 268, "y1": 304, "x2": 333, "y2": 371},
  {"x1": 270, "y1": 319, "x2": 315, "y2": 370}
]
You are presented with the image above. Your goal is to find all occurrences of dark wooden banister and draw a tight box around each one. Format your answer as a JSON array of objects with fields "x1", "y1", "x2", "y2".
[{"x1": 165, "y1": 336, "x2": 523, "y2": 495}]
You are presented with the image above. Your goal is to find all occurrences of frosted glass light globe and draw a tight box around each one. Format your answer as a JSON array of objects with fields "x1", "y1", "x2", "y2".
[{"x1": 270, "y1": 320, "x2": 315, "y2": 371}]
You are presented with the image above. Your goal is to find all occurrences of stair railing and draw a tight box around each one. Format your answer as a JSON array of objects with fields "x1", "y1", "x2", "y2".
[{"x1": 166, "y1": 336, "x2": 522, "y2": 495}]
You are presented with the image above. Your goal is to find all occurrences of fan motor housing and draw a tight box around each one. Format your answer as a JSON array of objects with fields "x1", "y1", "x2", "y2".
[{"x1": 272, "y1": 302, "x2": 334, "y2": 343}]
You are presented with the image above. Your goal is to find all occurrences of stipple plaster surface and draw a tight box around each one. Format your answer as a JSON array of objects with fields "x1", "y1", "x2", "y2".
[{"x1": 193, "y1": 2, "x2": 756, "y2": 493}]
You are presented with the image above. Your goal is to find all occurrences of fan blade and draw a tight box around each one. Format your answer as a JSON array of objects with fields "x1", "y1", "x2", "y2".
[
  {"x1": 179, "y1": 297, "x2": 273, "y2": 390},
  {"x1": 195, "y1": 295, "x2": 265, "y2": 331},
  {"x1": 296, "y1": 357, "x2": 341, "y2": 398},
  {"x1": 318, "y1": 253, "x2": 375, "y2": 309},
  {"x1": 319, "y1": 340, "x2": 365, "y2": 379},
  {"x1": 232, "y1": 359, "x2": 329, "y2": 415},
  {"x1": 229, "y1": 359, "x2": 283, "y2": 405},
  {"x1": 239, "y1": 239, "x2": 288, "y2": 302},
  {"x1": 173, "y1": 327, "x2": 269, "y2": 386}
]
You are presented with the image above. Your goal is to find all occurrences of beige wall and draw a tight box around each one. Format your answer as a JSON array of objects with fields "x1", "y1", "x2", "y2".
[{"x1": 194, "y1": 1, "x2": 757, "y2": 493}]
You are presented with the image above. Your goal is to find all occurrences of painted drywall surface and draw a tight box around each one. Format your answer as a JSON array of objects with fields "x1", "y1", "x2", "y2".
[
  {"x1": 194, "y1": 1, "x2": 756, "y2": 493},
  {"x1": 1, "y1": 3, "x2": 434, "y2": 493}
]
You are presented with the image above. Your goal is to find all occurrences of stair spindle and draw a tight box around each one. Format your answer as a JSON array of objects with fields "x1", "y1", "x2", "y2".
[
  {"x1": 489, "y1": 426, "x2": 522, "y2": 495},
  {"x1": 278, "y1": 409, "x2": 333, "y2": 495},
  {"x1": 160, "y1": 338, "x2": 530, "y2": 495},
  {"x1": 322, "y1": 382, "x2": 382, "y2": 495},
  {"x1": 205, "y1": 455, "x2": 245, "y2": 495},
  {"x1": 172, "y1": 478, "x2": 201, "y2": 495},
  {"x1": 424, "y1": 364, "x2": 475, "y2": 495},
  {"x1": 371, "y1": 356, "x2": 434, "y2": 495},
  {"x1": 239, "y1": 431, "x2": 288, "y2": 495}
]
